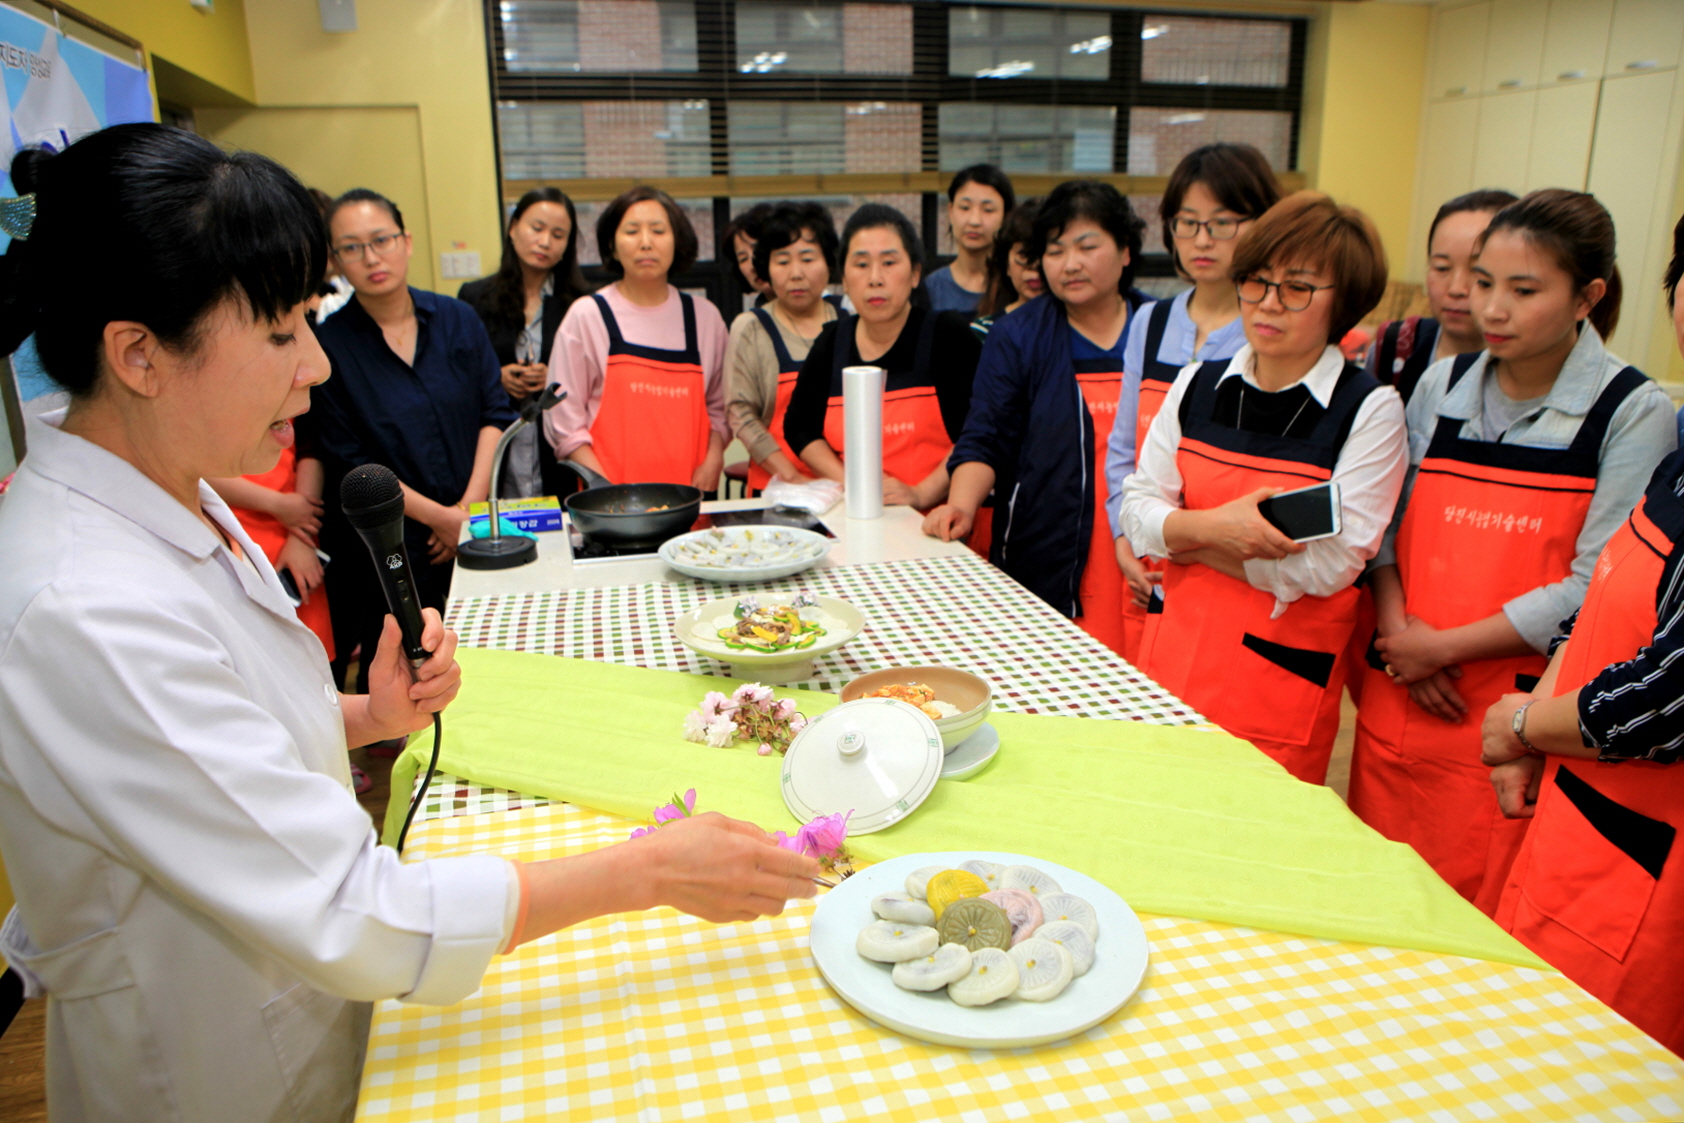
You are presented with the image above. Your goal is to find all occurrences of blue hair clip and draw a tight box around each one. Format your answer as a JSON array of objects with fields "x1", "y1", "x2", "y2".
[{"x1": 0, "y1": 193, "x2": 36, "y2": 240}]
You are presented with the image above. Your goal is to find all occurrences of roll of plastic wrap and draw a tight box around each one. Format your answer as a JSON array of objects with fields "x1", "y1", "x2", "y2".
[{"x1": 842, "y1": 364, "x2": 886, "y2": 520}]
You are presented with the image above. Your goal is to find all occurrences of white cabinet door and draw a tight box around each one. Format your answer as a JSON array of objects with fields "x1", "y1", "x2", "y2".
[
  {"x1": 1474, "y1": 89, "x2": 1537, "y2": 189},
  {"x1": 1482, "y1": 0, "x2": 1548, "y2": 92},
  {"x1": 1603, "y1": 0, "x2": 1684, "y2": 77},
  {"x1": 1586, "y1": 69, "x2": 1679, "y2": 357},
  {"x1": 1433, "y1": 2, "x2": 1493, "y2": 100},
  {"x1": 1527, "y1": 81, "x2": 1601, "y2": 191},
  {"x1": 1540, "y1": 0, "x2": 1613, "y2": 85},
  {"x1": 1417, "y1": 97, "x2": 1482, "y2": 259}
]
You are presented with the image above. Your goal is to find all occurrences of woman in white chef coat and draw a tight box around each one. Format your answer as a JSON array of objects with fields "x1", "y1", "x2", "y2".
[{"x1": 0, "y1": 124, "x2": 818, "y2": 1123}]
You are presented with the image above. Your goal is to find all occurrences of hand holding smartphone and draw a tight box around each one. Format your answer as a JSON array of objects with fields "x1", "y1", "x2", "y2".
[{"x1": 1257, "y1": 482, "x2": 1342, "y2": 543}]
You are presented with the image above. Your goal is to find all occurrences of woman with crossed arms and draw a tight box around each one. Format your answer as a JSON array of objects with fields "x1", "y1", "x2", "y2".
[
  {"x1": 1477, "y1": 212, "x2": 1684, "y2": 1057},
  {"x1": 1117, "y1": 192, "x2": 1407, "y2": 783}
]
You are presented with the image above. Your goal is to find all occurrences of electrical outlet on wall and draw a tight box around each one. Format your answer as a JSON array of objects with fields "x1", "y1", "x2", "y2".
[
  {"x1": 319, "y1": 0, "x2": 357, "y2": 33},
  {"x1": 440, "y1": 251, "x2": 481, "y2": 280}
]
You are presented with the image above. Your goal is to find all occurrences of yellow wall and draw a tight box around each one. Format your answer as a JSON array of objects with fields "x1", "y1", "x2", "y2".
[
  {"x1": 234, "y1": 0, "x2": 502, "y2": 296},
  {"x1": 72, "y1": 0, "x2": 254, "y2": 105},
  {"x1": 198, "y1": 105, "x2": 437, "y2": 290},
  {"x1": 1300, "y1": 1, "x2": 1431, "y2": 278}
]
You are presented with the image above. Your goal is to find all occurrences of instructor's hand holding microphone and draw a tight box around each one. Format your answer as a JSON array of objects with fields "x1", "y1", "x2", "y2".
[{"x1": 341, "y1": 463, "x2": 463, "y2": 740}]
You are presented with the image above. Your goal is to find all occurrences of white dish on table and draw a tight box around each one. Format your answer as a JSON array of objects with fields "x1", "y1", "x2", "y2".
[
  {"x1": 809, "y1": 851, "x2": 1149, "y2": 1049},
  {"x1": 659, "y1": 525, "x2": 832, "y2": 582},
  {"x1": 941, "y1": 724, "x2": 1000, "y2": 780},
  {"x1": 674, "y1": 593, "x2": 863, "y2": 684}
]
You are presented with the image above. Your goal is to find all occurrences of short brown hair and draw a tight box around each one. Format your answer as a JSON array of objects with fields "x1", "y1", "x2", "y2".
[
  {"x1": 1230, "y1": 191, "x2": 1387, "y2": 344},
  {"x1": 1160, "y1": 143, "x2": 1281, "y2": 279},
  {"x1": 596, "y1": 186, "x2": 699, "y2": 278}
]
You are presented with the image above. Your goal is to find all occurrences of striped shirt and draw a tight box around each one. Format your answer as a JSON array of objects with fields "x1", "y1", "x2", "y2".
[{"x1": 1566, "y1": 449, "x2": 1684, "y2": 763}]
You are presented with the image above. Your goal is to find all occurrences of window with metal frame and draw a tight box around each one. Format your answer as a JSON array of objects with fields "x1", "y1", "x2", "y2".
[{"x1": 485, "y1": 1, "x2": 1307, "y2": 314}]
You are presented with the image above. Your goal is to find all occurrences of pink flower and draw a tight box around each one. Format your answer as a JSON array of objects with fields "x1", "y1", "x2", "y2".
[
  {"x1": 771, "y1": 829, "x2": 800, "y2": 851},
  {"x1": 797, "y1": 810, "x2": 852, "y2": 858},
  {"x1": 732, "y1": 682, "x2": 774, "y2": 709},
  {"x1": 773, "y1": 697, "x2": 798, "y2": 720},
  {"x1": 789, "y1": 714, "x2": 808, "y2": 735},
  {"x1": 698, "y1": 691, "x2": 732, "y2": 722},
  {"x1": 758, "y1": 743, "x2": 774, "y2": 756},
  {"x1": 652, "y1": 788, "x2": 698, "y2": 824},
  {"x1": 629, "y1": 825, "x2": 655, "y2": 839},
  {"x1": 704, "y1": 716, "x2": 738, "y2": 748}
]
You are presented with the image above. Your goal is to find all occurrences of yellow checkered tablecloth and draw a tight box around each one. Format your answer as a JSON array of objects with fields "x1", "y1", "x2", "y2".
[{"x1": 357, "y1": 804, "x2": 1684, "y2": 1123}]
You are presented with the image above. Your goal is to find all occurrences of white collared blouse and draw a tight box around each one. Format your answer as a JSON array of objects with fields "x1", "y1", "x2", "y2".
[
  {"x1": 1118, "y1": 343, "x2": 1408, "y2": 614},
  {"x1": 0, "y1": 411, "x2": 512, "y2": 1123}
]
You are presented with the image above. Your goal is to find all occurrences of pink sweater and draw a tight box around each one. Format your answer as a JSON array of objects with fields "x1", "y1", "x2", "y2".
[{"x1": 543, "y1": 284, "x2": 730, "y2": 458}]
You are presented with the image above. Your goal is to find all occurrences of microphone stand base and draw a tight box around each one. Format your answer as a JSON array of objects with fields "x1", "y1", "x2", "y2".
[{"x1": 456, "y1": 535, "x2": 538, "y2": 570}]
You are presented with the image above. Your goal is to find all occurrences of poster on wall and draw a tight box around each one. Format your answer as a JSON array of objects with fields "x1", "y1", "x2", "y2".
[{"x1": 0, "y1": 5, "x2": 153, "y2": 405}]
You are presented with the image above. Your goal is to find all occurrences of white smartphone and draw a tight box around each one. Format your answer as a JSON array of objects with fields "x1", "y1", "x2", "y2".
[{"x1": 1257, "y1": 481, "x2": 1342, "y2": 543}]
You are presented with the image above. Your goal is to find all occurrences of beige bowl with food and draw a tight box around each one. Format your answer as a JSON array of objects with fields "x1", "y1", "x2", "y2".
[{"x1": 840, "y1": 666, "x2": 993, "y2": 753}]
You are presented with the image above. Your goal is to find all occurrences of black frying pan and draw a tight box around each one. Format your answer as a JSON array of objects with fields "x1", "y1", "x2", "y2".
[{"x1": 560, "y1": 461, "x2": 702, "y2": 548}]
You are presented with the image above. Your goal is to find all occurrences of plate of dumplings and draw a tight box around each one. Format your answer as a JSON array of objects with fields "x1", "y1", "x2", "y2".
[{"x1": 808, "y1": 851, "x2": 1149, "y2": 1048}]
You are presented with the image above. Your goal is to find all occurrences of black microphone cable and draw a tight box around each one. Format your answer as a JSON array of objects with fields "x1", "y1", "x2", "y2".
[{"x1": 395, "y1": 711, "x2": 442, "y2": 855}]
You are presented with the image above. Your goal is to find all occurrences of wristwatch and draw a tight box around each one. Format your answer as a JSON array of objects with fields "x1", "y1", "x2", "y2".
[{"x1": 1511, "y1": 699, "x2": 1540, "y2": 753}]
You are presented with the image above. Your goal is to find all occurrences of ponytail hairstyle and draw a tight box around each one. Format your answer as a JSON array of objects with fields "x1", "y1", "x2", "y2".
[
  {"x1": 487, "y1": 187, "x2": 588, "y2": 335},
  {"x1": 946, "y1": 164, "x2": 1016, "y2": 220},
  {"x1": 841, "y1": 202, "x2": 924, "y2": 271},
  {"x1": 1664, "y1": 209, "x2": 1684, "y2": 311},
  {"x1": 1427, "y1": 187, "x2": 1518, "y2": 249},
  {"x1": 1477, "y1": 188, "x2": 1622, "y2": 339},
  {"x1": 976, "y1": 200, "x2": 1040, "y2": 319},
  {"x1": 327, "y1": 186, "x2": 404, "y2": 232},
  {"x1": 0, "y1": 123, "x2": 325, "y2": 398}
]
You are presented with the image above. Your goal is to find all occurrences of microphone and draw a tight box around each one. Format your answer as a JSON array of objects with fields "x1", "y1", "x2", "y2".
[{"x1": 340, "y1": 464, "x2": 429, "y2": 666}]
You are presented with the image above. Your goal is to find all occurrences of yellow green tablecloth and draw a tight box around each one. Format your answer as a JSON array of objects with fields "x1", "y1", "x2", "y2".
[
  {"x1": 357, "y1": 802, "x2": 1682, "y2": 1123},
  {"x1": 389, "y1": 648, "x2": 1545, "y2": 969}
]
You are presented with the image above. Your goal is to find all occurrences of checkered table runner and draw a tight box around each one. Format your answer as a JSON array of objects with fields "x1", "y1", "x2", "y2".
[
  {"x1": 356, "y1": 803, "x2": 1684, "y2": 1123},
  {"x1": 420, "y1": 555, "x2": 1202, "y2": 823}
]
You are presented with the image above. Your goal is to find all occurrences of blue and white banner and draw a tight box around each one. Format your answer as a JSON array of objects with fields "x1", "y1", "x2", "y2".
[
  {"x1": 0, "y1": 6, "x2": 152, "y2": 403},
  {"x1": 0, "y1": 4, "x2": 152, "y2": 179}
]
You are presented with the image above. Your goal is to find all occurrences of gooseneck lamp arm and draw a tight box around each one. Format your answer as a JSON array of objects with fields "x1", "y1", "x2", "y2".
[{"x1": 483, "y1": 384, "x2": 566, "y2": 542}]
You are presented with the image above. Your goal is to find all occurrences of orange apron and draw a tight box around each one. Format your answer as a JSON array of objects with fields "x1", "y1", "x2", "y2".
[
  {"x1": 1120, "y1": 300, "x2": 1182, "y2": 664},
  {"x1": 1349, "y1": 357, "x2": 1646, "y2": 913},
  {"x1": 1138, "y1": 359, "x2": 1380, "y2": 783},
  {"x1": 1075, "y1": 355, "x2": 1125, "y2": 654},
  {"x1": 589, "y1": 291, "x2": 712, "y2": 485},
  {"x1": 229, "y1": 446, "x2": 335, "y2": 659},
  {"x1": 821, "y1": 313, "x2": 951, "y2": 507},
  {"x1": 1497, "y1": 473, "x2": 1684, "y2": 1057},
  {"x1": 747, "y1": 306, "x2": 817, "y2": 494}
]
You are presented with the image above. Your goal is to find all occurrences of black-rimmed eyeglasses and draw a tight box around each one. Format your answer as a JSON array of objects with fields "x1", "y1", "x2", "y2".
[
  {"x1": 1236, "y1": 276, "x2": 1334, "y2": 312},
  {"x1": 333, "y1": 232, "x2": 406, "y2": 262},
  {"x1": 1170, "y1": 216, "x2": 1246, "y2": 241}
]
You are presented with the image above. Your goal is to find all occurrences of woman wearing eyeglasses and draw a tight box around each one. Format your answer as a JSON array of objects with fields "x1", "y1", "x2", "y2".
[
  {"x1": 1105, "y1": 144, "x2": 1281, "y2": 662},
  {"x1": 1348, "y1": 190, "x2": 1676, "y2": 913},
  {"x1": 1117, "y1": 192, "x2": 1407, "y2": 783},
  {"x1": 306, "y1": 188, "x2": 515, "y2": 694}
]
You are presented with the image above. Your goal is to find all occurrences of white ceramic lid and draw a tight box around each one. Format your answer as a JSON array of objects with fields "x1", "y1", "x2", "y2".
[{"x1": 781, "y1": 699, "x2": 944, "y2": 835}]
